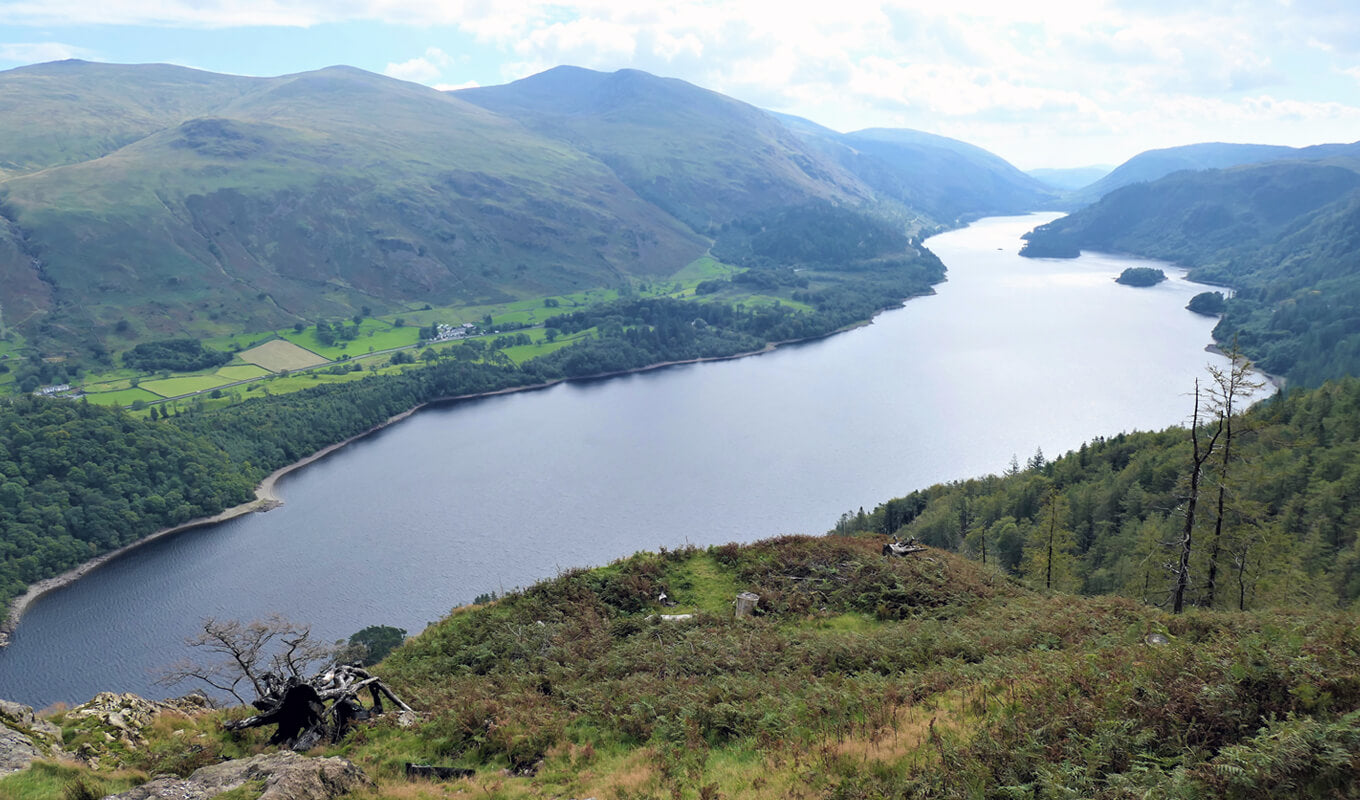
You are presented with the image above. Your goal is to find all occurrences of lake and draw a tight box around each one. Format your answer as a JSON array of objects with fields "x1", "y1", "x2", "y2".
[{"x1": 0, "y1": 214, "x2": 1252, "y2": 707}]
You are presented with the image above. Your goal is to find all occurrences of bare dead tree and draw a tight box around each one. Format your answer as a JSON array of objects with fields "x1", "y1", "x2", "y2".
[
  {"x1": 223, "y1": 663, "x2": 414, "y2": 750},
  {"x1": 158, "y1": 615, "x2": 337, "y2": 705},
  {"x1": 1203, "y1": 342, "x2": 1266, "y2": 608},
  {"x1": 1173, "y1": 378, "x2": 1224, "y2": 614}
]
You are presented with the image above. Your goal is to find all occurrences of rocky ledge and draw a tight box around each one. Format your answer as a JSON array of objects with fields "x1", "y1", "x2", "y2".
[
  {"x1": 104, "y1": 751, "x2": 371, "y2": 800},
  {"x1": 0, "y1": 699, "x2": 63, "y2": 777}
]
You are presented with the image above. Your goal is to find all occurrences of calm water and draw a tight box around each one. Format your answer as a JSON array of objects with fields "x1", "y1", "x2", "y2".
[{"x1": 0, "y1": 214, "x2": 1252, "y2": 707}]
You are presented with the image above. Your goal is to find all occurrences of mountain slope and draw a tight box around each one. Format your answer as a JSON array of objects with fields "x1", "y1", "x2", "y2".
[
  {"x1": 0, "y1": 60, "x2": 258, "y2": 179},
  {"x1": 0, "y1": 63, "x2": 708, "y2": 351},
  {"x1": 774, "y1": 113, "x2": 1058, "y2": 224},
  {"x1": 1070, "y1": 140, "x2": 1360, "y2": 205},
  {"x1": 455, "y1": 66, "x2": 876, "y2": 232}
]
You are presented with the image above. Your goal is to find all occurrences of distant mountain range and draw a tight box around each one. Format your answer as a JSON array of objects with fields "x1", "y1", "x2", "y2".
[
  {"x1": 0, "y1": 61, "x2": 1053, "y2": 360},
  {"x1": 1064, "y1": 141, "x2": 1360, "y2": 206},
  {"x1": 1026, "y1": 166, "x2": 1112, "y2": 192}
]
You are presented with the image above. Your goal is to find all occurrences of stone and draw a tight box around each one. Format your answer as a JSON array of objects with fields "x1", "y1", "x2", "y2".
[
  {"x1": 0, "y1": 698, "x2": 62, "y2": 777},
  {"x1": 103, "y1": 752, "x2": 371, "y2": 800},
  {"x1": 0, "y1": 724, "x2": 43, "y2": 778},
  {"x1": 0, "y1": 699, "x2": 60, "y2": 744}
]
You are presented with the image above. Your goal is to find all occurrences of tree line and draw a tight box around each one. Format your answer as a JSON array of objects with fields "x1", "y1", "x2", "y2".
[{"x1": 838, "y1": 364, "x2": 1360, "y2": 611}]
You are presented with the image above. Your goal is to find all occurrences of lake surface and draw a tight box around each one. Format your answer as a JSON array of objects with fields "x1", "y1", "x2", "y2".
[{"x1": 0, "y1": 214, "x2": 1254, "y2": 707}]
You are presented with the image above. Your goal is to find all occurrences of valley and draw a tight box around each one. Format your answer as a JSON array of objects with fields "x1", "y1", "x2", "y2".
[{"x1": 1, "y1": 49, "x2": 1360, "y2": 799}]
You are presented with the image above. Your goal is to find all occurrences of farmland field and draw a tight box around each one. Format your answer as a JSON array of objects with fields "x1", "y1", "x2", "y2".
[
  {"x1": 239, "y1": 339, "x2": 329, "y2": 371},
  {"x1": 82, "y1": 387, "x2": 161, "y2": 406},
  {"x1": 140, "y1": 374, "x2": 234, "y2": 397},
  {"x1": 215, "y1": 364, "x2": 270, "y2": 381}
]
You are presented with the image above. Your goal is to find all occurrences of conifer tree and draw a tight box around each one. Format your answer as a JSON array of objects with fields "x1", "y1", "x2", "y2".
[{"x1": 1024, "y1": 489, "x2": 1075, "y2": 591}]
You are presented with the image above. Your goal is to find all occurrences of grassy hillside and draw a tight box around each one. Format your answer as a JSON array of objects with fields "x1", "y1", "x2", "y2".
[
  {"x1": 775, "y1": 113, "x2": 1058, "y2": 225},
  {"x1": 1020, "y1": 159, "x2": 1360, "y2": 384},
  {"x1": 0, "y1": 60, "x2": 257, "y2": 179},
  {"x1": 10, "y1": 535, "x2": 1360, "y2": 798},
  {"x1": 455, "y1": 67, "x2": 876, "y2": 233},
  {"x1": 0, "y1": 64, "x2": 710, "y2": 358}
]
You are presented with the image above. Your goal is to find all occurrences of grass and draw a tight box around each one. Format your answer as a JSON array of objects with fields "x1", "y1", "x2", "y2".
[
  {"x1": 669, "y1": 255, "x2": 740, "y2": 283},
  {"x1": 140, "y1": 373, "x2": 236, "y2": 398},
  {"x1": 0, "y1": 761, "x2": 145, "y2": 800},
  {"x1": 81, "y1": 386, "x2": 161, "y2": 406},
  {"x1": 279, "y1": 320, "x2": 418, "y2": 360},
  {"x1": 19, "y1": 535, "x2": 1360, "y2": 799},
  {"x1": 500, "y1": 329, "x2": 593, "y2": 364},
  {"x1": 215, "y1": 364, "x2": 270, "y2": 381},
  {"x1": 238, "y1": 339, "x2": 329, "y2": 372}
]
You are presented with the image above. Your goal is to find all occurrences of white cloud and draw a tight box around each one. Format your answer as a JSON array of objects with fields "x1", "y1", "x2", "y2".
[
  {"x1": 434, "y1": 80, "x2": 479, "y2": 91},
  {"x1": 2, "y1": 0, "x2": 1357, "y2": 166},
  {"x1": 384, "y1": 46, "x2": 452, "y2": 83},
  {"x1": 0, "y1": 41, "x2": 94, "y2": 63}
]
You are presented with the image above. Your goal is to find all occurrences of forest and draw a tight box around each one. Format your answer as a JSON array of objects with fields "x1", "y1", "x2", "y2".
[{"x1": 0, "y1": 397, "x2": 256, "y2": 604}]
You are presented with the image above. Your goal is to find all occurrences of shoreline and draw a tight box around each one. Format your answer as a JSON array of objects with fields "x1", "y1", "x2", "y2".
[
  {"x1": 0, "y1": 310, "x2": 897, "y2": 646},
  {"x1": 1203, "y1": 343, "x2": 1287, "y2": 393}
]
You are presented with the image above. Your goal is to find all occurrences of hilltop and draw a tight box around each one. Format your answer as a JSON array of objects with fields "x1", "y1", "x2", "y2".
[
  {"x1": 4, "y1": 534, "x2": 1360, "y2": 798},
  {"x1": 1063, "y1": 140, "x2": 1360, "y2": 207}
]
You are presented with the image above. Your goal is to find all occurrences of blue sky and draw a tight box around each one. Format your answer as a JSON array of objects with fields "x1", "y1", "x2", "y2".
[{"x1": 2, "y1": 0, "x2": 1358, "y2": 169}]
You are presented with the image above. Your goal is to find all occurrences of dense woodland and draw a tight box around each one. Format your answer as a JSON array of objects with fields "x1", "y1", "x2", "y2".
[{"x1": 0, "y1": 398, "x2": 255, "y2": 604}]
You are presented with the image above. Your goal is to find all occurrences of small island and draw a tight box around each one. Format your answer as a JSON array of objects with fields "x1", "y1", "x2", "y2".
[
  {"x1": 1186, "y1": 290, "x2": 1227, "y2": 315},
  {"x1": 1115, "y1": 266, "x2": 1167, "y2": 287}
]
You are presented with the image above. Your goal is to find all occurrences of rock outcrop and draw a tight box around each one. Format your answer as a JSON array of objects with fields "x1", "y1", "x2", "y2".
[
  {"x1": 0, "y1": 699, "x2": 62, "y2": 776},
  {"x1": 103, "y1": 751, "x2": 371, "y2": 800},
  {"x1": 51, "y1": 692, "x2": 212, "y2": 768}
]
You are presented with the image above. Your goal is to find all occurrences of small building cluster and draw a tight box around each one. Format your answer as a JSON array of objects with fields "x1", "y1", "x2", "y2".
[
  {"x1": 426, "y1": 322, "x2": 477, "y2": 343},
  {"x1": 33, "y1": 384, "x2": 83, "y2": 400}
]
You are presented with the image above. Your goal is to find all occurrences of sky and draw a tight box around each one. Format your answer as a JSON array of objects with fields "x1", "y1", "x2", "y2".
[{"x1": 1, "y1": 0, "x2": 1358, "y2": 169}]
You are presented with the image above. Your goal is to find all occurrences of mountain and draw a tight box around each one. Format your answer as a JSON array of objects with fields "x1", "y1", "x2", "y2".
[
  {"x1": 0, "y1": 60, "x2": 258, "y2": 180},
  {"x1": 454, "y1": 67, "x2": 876, "y2": 232},
  {"x1": 1021, "y1": 158, "x2": 1360, "y2": 383},
  {"x1": 0, "y1": 62, "x2": 714, "y2": 354},
  {"x1": 1069, "y1": 140, "x2": 1360, "y2": 206},
  {"x1": 772, "y1": 112, "x2": 1059, "y2": 223},
  {"x1": 2, "y1": 61, "x2": 1044, "y2": 362},
  {"x1": 1026, "y1": 165, "x2": 1112, "y2": 191}
]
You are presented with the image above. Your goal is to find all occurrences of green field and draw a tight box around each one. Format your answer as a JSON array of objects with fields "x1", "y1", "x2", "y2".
[
  {"x1": 202, "y1": 331, "x2": 280, "y2": 353},
  {"x1": 501, "y1": 329, "x2": 592, "y2": 363},
  {"x1": 239, "y1": 339, "x2": 329, "y2": 372},
  {"x1": 279, "y1": 319, "x2": 418, "y2": 360},
  {"x1": 82, "y1": 386, "x2": 160, "y2": 406},
  {"x1": 140, "y1": 373, "x2": 235, "y2": 397},
  {"x1": 215, "y1": 364, "x2": 270, "y2": 381},
  {"x1": 669, "y1": 255, "x2": 739, "y2": 282}
]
